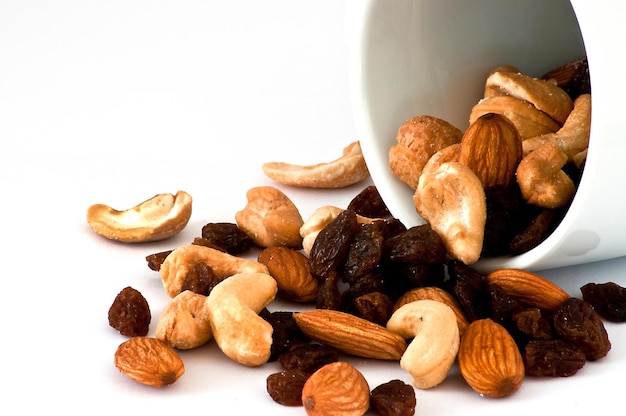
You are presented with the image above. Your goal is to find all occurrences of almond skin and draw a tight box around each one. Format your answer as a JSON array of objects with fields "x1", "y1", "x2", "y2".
[
  {"x1": 114, "y1": 336, "x2": 185, "y2": 387},
  {"x1": 258, "y1": 246, "x2": 320, "y2": 302},
  {"x1": 458, "y1": 112, "x2": 523, "y2": 189},
  {"x1": 458, "y1": 318, "x2": 524, "y2": 398},
  {"x1": 293, "y1": 309, "x2": 406, "y2": 360},
  {"x1": 486, "y1": 268, "x2": 569, "y2": 311}
]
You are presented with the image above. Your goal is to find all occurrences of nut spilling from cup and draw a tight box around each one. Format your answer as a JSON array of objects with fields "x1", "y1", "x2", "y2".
[{"x1": 388, "y1": 58, "x2": 591, "y2": 264}]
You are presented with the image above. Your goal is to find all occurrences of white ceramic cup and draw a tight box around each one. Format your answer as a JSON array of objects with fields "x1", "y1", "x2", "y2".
[{"x1": 347, "y1": 0, "x2": 626, "y2": 272}]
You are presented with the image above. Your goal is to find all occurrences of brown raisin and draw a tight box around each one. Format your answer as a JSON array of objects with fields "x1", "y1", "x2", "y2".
[
  {"x1": 180, "y1": 262, "x2": 219, "y2": 296},
  {"x1": 509, "y1": 209, "x2": 556, "y2": 254},
  {"x1": 108, "y1": 286, "x2": 151, "y2": 337},
  {"x1": 482, "y1": 185, "x2": 527, "y2": 256},
  {"x1": 553, "y1": 297, "x2": 611, "y2": 361},
  {"x1": 266, "y1": 369, "x2": 310, "y2": 406},
  {"x1": 201, "y1": 222, "x2": 254, "y2": 254},
  {"x1": 278, "y1": 344, "x2": 339, "y2": 374},
  {"x1": 370, "y1": 379, "x2": 416, "y2": 416},
  {"x1": 580, "y1": 281, "x2": 626, "y2": 322},
  {"x1": 512, "y1": 308, "x2": 553, "y2": 340},
  {"x1": 342, "y1": 222, "x2": 385, "y2": 283},
  {"x1": 354, "y1": 291, "x2": 393, "y2": 325},
  {"x1": 347, "y1": 185, "x2": 391, "y2": 218},
  {"x1": 309, "y1": 210, "x2": 360, "y2": 279},
  {"x1": 316, "y1": 272, "x2": 342, "y2": 310},
  {"x1": 447, "y1": 261, "x2": 490, "y2": 322},
  {"x1": 145, "y1": 250, "x2": 172, "y2": 271},
  {"x1": 261, "y1": 311, "x2": 307, "y2": 361},
  {"x1": 383, "y1": 224, "x2": 446, "y2": 265},
  {"x1": 489, "y1": 283, "x2": 525, "y2": 329},
  {"x1": 524, "y1": 339, "x2": 586, "y2": 377}
]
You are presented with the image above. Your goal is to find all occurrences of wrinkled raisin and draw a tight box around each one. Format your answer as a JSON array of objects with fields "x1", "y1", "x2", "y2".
[
  {"x1": 580, "y1": 281, "x2": 626, "y2": 322},
  {"x1": 108, "y1": 286, "x2": 151, "y2": 337},
  {"x1": 512, "y1": 308, "x2": 553, "y2": 340},
  {"x1": 524, "y1": 339, "x2": 586, "y2": 377},
  {"x1": 261, "y1": 311, "x2": 307, "y2": 361},
  {"x1": 482, "y1": 185, "x2": 527, "y2": 257},
  {"x1": 341, "y1": 272, "x2": 385, "y2": 314},
  {"x1": 343, "y1": 222, "x2": 385, "y2": 283},
  {"x1": 354, "y1": 291, "x2": 393, "y2": 325},
  {"x1": 370, "y1": 379, "x2": 416, "y2": 416},
  {"x1": 509, "y1": 209, "x2": 556, "y2": 254},
  {"x1": 180, "y1": 262, "x2": 218, "y2": 296},
  {"x1": 145, "y1": 250, "x2": 172, "y2": 271},
  {"x1": 316, "y1": 272, "x2": 342, "y2": 310},
  {"x1": 489, "y1": 283, "x2": 525, "y2": 330},
  {"x1": 553, "y1": 297, "x2": 611, "y2": 361},
  {"x1": 278, "y1": 344, "x2": 339, "y2": 374},
  {"x1": 347, "y1": 185, "x2": 391, "y2": 218},
  {"x1": 266, "y1": 369, "x2": 310, "y2": 406},
  {"x1": 383, "y1": 224, "x2": 446, "y2": 265},
  {"x1": 447, "y1": 261, "x2": 490, "y2": 322},
  {"x1": 309, "y1": 210, "x2": 360, "y2": 279},
  {"x1": 201, "y1": 222, "x2": 254, "y2": 254}
]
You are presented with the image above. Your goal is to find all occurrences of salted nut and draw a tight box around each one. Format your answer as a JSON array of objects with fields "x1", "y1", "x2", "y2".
[
  {"x1": 386, "y1": 299, "x2": 460, "y2": 389},
  {"x1": 262, "y1": 141, "x2": 370, "y2": 189},
  {"x1": 87, "y1": 190, "x2": 192, "y2": 243},
  {"x1": 156, "y1": 290, "x2": 212, "y2": 350},
  {"x1": 414, "y1": 161, "x2": 486, "y2": 265}
]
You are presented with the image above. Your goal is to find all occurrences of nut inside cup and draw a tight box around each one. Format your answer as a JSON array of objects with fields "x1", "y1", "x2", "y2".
[{"x1": 347, "y1": 0, "x2": 611, "y2": 272}]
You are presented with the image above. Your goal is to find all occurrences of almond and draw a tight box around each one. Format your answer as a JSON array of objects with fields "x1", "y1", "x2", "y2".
[
  {"x1": 458, "y1": 318, "x2": 524, "y2": 398},
  {"x1": 258, "y1": 246, "x2": 320, "y2": 302},
  {"x1": 293, "y1": 309, "x2": 406, "y2": 360},
  {"x1": 114, "y1": 336, "x2": 185, "y2": 387},
  {"x1": 486, "y1": 268, "x2": 569, "y2": 310},
  {"x1": 458, "y1": 112, "x2": 523, "y2": 188},
  {"x1": 302, "y1": 362, "x2": 370, "y2": 416}
]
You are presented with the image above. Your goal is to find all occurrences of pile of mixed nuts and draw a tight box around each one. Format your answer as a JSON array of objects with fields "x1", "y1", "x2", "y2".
[{"x1": 97, "y1": 57, "x2": 626, "y2": 416}]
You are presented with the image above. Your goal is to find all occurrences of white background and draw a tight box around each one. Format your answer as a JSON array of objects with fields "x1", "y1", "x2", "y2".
[{"x1": 1, "y1": 1, "x2": 625, "y2": 414}]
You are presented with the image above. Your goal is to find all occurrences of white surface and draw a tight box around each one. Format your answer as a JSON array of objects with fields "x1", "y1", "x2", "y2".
[{"x1": 1, "y1": 1, "x2": 625, "y2": 415}]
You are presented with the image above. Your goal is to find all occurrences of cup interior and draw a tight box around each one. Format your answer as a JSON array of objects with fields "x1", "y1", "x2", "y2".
[{"x1": 349, "y1": 0, "x2": 588, "y2": 271}]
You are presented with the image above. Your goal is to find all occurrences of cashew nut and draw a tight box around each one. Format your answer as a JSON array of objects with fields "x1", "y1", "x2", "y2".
[
  {"x1": 386, "y1": 299, "x2": 460, "y2": 389},
  {"x1": 522, "y1": 93, "x2": 591, "y2": 161},
  {"x1": 159, "y1": 244, "x2": 269, "y2": 297},
  {"x1": 516, "y1": 143, "x2": 575, "y2": 209},
  {"x1": 414, "y1": 161, "x2": 486, "y2": 265},
  {"x1": 235, "y1": 186, "x2": 304, "y2": 248},
  {"x1": 206, "y1": 272, "x2": 277, "y2": 366},
  {"x1": 156, "y1": 290, "x2": 212, "y2": 350},
  {"x1": 484, "y1": 70, "x2": 573, "y2": 124},
  {"x1": 262, "y1": 141, "x2": 370, "y2": 189},
  {"x1": 86, "y1": 190, "x2": 192, "y2": 243}
]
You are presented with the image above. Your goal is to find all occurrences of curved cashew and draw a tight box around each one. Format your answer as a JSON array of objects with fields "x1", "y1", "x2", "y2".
[
  {"x1": 516, "y1": 143, "x2": 575, "y2": 209},
  {"x1": 159, "y1": 244, "x2": 269, "y2": 297},
  {"x1": 414, "y1": 161, "x2": 486, "y2": 265},
  {"x1": 156, "y1": 290, "x2": 212, "y2": 350},
  {"x1": 206, "y1": 272, "x2": 277, "y2": 366},
  {"x1": 386, "y1": 299, "x2": 460, "y2": 389},
  {"x1": 86, "y1": 190, "x2": 192, "y2": 243},
  {"x1": 235, "y1": 186, "x2": 304, "y2": 248},
  {"x1": 522, "y1": 94, "x2": 591, "y2": 160},
  {"x1": 262, "y1": 141, "x2": 370, "y2": 189},
  {"x1": 484, "y1": 70, "x2": 573, "y2": 124}
]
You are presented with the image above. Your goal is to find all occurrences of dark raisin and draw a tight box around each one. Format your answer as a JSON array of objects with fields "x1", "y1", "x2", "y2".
[
  {"x1": 346, "y1": 186, "x2": 391, "y2": 218},
  {"x1": 342, "y1": 222, "x2": 385, "y2": 283},
  {"x1": 354, "y1": 291, "x2": 393, "y2": 325},
  {"x1": 524, "y1": 339, "x2": 586, "y2": 377},
  {"x1": 191, "y1": 237, "x2": 227, "y2": 252},
  {"x1": 488, "y1": 283, "x2": 525, "y2": 331},
  {"x1": 580, "y1": 281, "x2": 626, "y2": 322},
  {"x1": 262, "y1": 311, "x2": 307, "y2": 361},
  {"x1": 200, "y1": 222, "x2": 254, "y2": 254},
  {"x1": 383, "y1": 224, "x2": 446, "y2": 265},
  {"x1": 509, "y1": 209, "x2": 556, "y2": 254},
  {"x1": 309, "y1": 210, "x2": 360, "y2": 279},
  {"x1": 482, "y1": 185, "x2": 527, "y2": 256},
  {"x1": 145, "y1": 250, "x2": 172, "y2": 271},
  {"x1": 370, "y1": 379, "x2": 416, "y2": 416},
  {"x1": 278, "y1": 344, "x2": 339, "y2": 374},
  {"x1": 266, "y1": 369, "x2": 310, "y2": 406},
  {"x1": 447, "y1": 261, "x2": 490, "y2": 322},
  {"x1": 341, "y1": 272, "x2": 386, "y2": 314},
  {"x1": 553, "y1": 297, "x2": 611, "y2": 361},
  {"x1": 316, "y1": 272, "x2": 342, "y2": 310},
  {"x1": 108, "y1": 286, "x2": 151, "y2": 337},
  {"x1": 512, "y1": 308, "x2": 553, "y2": 340},
  {"x1": 180, "y1": 262, "x2": 218, "y2": 296}
]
